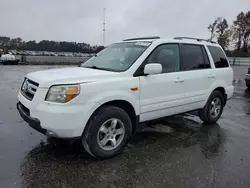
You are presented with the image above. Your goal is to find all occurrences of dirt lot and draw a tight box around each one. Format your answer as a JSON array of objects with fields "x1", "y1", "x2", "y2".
[{"x1": 0, "y1": 65, "x2": 250, "y2": 188}]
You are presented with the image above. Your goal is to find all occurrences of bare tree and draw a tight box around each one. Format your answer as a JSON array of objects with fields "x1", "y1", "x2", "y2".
[
  {"x1": 216, "y1": 18, "x2": 231, "y2": 49},
  {"x1": 207, "y1": 11, "x2": 250, "y2": 55},
  {"x1": 208, "y1": 17, "x2": 231, "y2": 49},
  {"x1": 242, "y1": 11, "x2": 250, "y2": 52},
  {"x1": 233, "y1": 12, "x2": 247, "y2": 51},
  {"x1": 208, "y1": 17, "x2": 221, "y2": 40}
]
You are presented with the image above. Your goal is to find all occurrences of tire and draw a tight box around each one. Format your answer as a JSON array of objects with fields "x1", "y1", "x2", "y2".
[
  {"x1": 198, "y1": 90, "x2": 225, "y2": 124},
  {"x1": 82, "y1": 106, "x2": 132, "y2": 159}
]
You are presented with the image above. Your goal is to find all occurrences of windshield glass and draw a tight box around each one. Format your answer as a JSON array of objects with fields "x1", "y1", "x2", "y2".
[{"x1": 81, "y1": 42, "x2": 151, "y2": 72}]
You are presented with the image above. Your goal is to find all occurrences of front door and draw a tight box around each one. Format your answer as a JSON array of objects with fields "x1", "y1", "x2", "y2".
[{"x1": 138, "y1": 43, "x2": 186, "y2": 122}]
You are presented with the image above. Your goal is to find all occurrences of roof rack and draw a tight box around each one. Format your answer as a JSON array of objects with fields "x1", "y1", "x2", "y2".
[
  {"x1": 174, "y1": 37, "x2": 216, "y2": 44},
  {"x1": 123, "y1": 36, "x2": 160, "y2": 41}
]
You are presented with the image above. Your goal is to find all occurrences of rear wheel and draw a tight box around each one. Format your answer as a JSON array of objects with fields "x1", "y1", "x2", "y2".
[
  {"x1": 199, "y1": 90, "x2": 224, "y2": 124},
  {"x1": 82, "y1": 106, "x2": 132, "y2": 159}
]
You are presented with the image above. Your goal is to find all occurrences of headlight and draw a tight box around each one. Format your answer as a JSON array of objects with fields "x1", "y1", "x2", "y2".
[{"x1": 45, "y1": 84, "x2": 80, "y2": 103}]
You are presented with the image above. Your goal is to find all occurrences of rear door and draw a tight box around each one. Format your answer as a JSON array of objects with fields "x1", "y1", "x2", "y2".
[{"x1": 179, "y1": 43, "x2": 213, "y2": 110}]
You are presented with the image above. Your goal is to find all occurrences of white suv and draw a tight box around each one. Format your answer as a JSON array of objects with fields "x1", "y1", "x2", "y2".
[{"x1": 17, "y1": 36, "x2": 234, "y2": 158}]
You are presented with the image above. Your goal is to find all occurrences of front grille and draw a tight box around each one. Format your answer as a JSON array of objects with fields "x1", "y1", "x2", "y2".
[{"x1": 21, "y1": 78, "x2": 39, "y2": 101}]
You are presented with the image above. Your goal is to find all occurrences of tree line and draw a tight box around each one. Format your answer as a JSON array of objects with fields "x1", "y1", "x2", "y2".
[
  {"x1": 208, "y1": 11, "x2": 250, "y2": 57},
  {"x1": 0, "y1": 37, "x2": 104, "y2": 53}
]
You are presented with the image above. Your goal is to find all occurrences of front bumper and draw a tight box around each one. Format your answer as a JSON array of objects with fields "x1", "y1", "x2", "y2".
[
  {"x1": 17, "y1": 102, "x2": 47, "y2": 135},
  {"x1": 17, "y1": 90, "x2": 99, "y2": 138}
]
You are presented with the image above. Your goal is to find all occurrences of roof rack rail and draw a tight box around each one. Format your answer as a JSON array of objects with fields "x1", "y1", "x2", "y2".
[
  {"x1": 123, "y1": 36, "x2": 160, "y2": 41},
  {"x1": 174, "y1": 37, "x2": 216, "y2": 44}
]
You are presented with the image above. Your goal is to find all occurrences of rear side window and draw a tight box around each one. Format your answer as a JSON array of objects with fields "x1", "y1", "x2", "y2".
[
  {"x1": 207, "y1": 46, "x2": 229, "y2": 68},
  {"x1": 181, "y1": 44, "x2": 210, "y2": 71}
]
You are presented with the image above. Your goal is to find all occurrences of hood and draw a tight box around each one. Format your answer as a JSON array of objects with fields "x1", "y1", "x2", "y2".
[{"x1": 26, "y1": 67, "x2": 120, "y2": 88}]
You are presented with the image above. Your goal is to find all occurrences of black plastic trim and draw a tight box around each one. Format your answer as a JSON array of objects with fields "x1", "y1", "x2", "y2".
[
  {"x1": 174, "y1": 37, "x2": 216, "y2": 44},
  {"x1": 17, "y1": 102, "x2": 47, "y2": 135},
  {"x1": 123, "y1": 36, "x2": 160, "y2": 41}
]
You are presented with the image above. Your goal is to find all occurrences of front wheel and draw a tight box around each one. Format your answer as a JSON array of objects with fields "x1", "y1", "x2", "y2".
[
  {"x1": 199, "y1": 90, "x2": 224, "y2": 124},
  {"x1": 82, "y1": 106, "x2": 132, "y2": 159}
]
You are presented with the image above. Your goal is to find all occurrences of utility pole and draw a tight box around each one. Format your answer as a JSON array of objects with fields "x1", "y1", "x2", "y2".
[{"x1": 103, "y1": 8, "x2": 106, "y2": 47}]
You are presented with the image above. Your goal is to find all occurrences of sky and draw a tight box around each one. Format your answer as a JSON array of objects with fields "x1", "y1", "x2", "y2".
[{"x1": 0, "y1": 0, "x2": 249, "y2": 46}]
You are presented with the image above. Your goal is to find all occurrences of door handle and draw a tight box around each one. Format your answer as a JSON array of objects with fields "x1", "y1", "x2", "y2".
[
  {"x1": 175, "y1": 78, "x2": 184, "y2": 83},
  {"x1": 208, "y1": 74, "x2": 215, "y2": 79}
]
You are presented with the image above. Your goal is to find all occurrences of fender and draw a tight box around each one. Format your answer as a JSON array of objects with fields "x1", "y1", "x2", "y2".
[
  {"x1": 202, "y1": 80, "x2": 227, "y2": 107},
  {"x1": 88, "y1": 90, "x2": 140, "y2": 115}
]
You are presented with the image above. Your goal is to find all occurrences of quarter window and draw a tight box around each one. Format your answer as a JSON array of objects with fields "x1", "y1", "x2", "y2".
[{"x1": 207, "y1": 46, "x2": 229, "y2": 68}]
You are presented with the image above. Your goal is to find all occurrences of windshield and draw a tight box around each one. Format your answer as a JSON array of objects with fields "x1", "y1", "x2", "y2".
[{"x1": 81, "y1": 42, "x2": 151, "y2": 72}]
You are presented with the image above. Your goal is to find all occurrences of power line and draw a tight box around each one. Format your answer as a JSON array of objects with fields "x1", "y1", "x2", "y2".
[{"x1": 103, "y1": 8, "x2": 106, "y2": 46}]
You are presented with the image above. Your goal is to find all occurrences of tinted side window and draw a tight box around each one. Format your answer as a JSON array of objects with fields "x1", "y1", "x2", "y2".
[
  {"x1": 147, "y1": 44, "x2": 180, "y2": 73},
  {"x1": 207, "y1": 46, "x2": 229, "y2": 68},
  {"x1": 181, "y1": 44, "x2": 207, "y2": 70}
]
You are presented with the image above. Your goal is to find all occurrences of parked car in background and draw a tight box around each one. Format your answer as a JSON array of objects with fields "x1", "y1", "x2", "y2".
[
  {"x1": 10, "y1": 50, "x2": 17, "y2": 55},
  {"x1": 68, "y1": 53, "x2": 74, "y2": 57},
  {"x1": 43, "y1": 51, "x2": 50, "y2": 56},
  {"x1": 0, "y1": 53, "x2": 19, "y2": 65},
  {"x1": 38, "y1": 51, "x2": 43, "y2": 56},
  {"x1": 7, "y1": 50, "x2": 90, "y2": 57},
  {"x1": 245, "y1": 66, "x2": 250, "y2": 89},
  {"x1": 16, "y1": 51, "x2": 22, "y2": 55}
]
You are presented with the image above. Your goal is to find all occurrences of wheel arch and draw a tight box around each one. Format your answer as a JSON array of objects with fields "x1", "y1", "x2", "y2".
[
  {"x1": 85, "y1": 100, "x2": 139, "y2": 135},
  {"x1": 212, "y1": 87, "x2": 227, "y2": 106}
]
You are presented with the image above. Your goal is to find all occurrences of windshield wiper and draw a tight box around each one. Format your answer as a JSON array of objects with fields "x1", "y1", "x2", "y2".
[{"x1": 83, "y1": 66, "x2": 113, "y2": 71}]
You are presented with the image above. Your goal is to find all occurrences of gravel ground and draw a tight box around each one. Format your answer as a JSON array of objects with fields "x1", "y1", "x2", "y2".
[{"x1": 0, "y1": 65, "x2": 250, "y2": 188}]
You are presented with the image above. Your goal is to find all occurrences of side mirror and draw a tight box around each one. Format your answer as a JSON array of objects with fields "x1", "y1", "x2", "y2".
[{"x1": 144, "y1": 63, "x2": 162, "y2": 75}]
